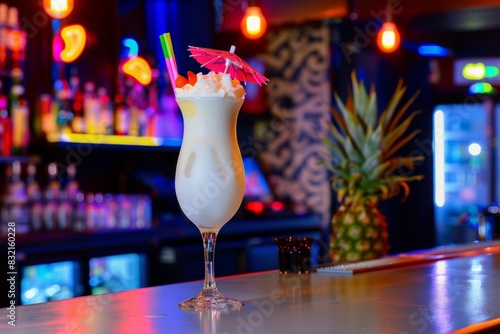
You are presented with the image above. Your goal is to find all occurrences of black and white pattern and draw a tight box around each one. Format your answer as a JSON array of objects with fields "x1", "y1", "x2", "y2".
[{"x1": 260, "y1": 24, "x2": 332, "y2": 229}]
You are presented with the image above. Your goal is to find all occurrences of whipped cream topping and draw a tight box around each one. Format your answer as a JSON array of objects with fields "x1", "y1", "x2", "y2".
[{"x1": 175, "y1": 71, "x2": 245, "y2": 99}]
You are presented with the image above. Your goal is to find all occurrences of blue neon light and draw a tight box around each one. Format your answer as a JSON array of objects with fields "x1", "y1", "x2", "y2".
[
  {"x1": 122, "y1": 38, "x2": 139, "y2": 58},
  {"x1": 418, "y1": 44, "x2": 449, "y2": 57}
]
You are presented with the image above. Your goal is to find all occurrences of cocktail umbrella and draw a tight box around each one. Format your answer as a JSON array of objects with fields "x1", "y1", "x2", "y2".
[{"x1": 187, "y1": 45, "x2": 268, "y2": 86}]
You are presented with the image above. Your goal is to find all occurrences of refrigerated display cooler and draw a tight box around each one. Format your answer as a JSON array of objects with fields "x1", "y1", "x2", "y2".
[{"x1": 433, "y1": 101, "x2": 497, "y2": 245}]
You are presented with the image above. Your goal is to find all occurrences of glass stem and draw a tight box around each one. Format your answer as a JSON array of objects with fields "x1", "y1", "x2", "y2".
[{"x1": 201, "y1": 231, "x2": 218, "y2": 292}]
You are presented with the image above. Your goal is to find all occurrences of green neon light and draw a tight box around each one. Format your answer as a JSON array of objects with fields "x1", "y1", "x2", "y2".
[
  {"x1": 485, "y1": 66, "x2": 499, "y2": 78},
  {"x1": 469, "y1": 82, "x2": 494, "y2": 94},
  {"x1": 463, "y1": 63, "x2": 500, "y2": 80},
  {"x1": 462, "y1": 63, "x2": 485, "y2": 80}
]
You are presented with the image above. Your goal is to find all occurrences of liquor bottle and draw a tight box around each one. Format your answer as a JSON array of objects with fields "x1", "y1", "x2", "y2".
[
  {"x1": 53, "y1": 78, "x2": 72, "y2": 134},
  {"x1": 114, "y1": 88, "x2": 129, "y2": 136},
  {"x1": 83, "y1": 82, "x2": 99, "y2": 134},
  {"x1": 3, "y1": 161, "x2": 29, "y2": 233},
  {"x1": 72, "y1": 89, "x2": 84, "y2": 134},
  {"x1": 69, "y1": 70, "x2": 85, "y2": 134},
  {"x1": 57, "y1": 164, "x2": 71, "y2": 230},
  {"x1": 39, "y1": 94, "x2": 56, "y2": 135},
  {"x1": 43, "y1": 162, "x2": 60, "y2": 231},
  {"x1": 10, "y1": 67, "x2": 29, "y2": 154},
  {"x1": 118, "y1": 194, "x2": 131, "y2": 229},
  {"x1": 64, "y1": 163, "x2": 79, "y2": 198},
  {"x1": 94, "y1": 192, "x2": 105, "y2": 229},
  {"x1": 128, "y1": 83, "x2": 140, "y2": 136},
  {"x1": 5, "y1": 6, "x2": 16, "y2": 70},
  {"x1": 85, "y1": 192, "x2": 96, "y2": 230},
  {"x1": 7, "y1": 6, "x2": 24, "y2": 69},
  {"x1": 60, "y1": 163, "x2": 79, "y2": 230},
  {"x1": 104, "y1": 193, "x2": 118, "y2": 228},
  {"x1": 57, "y1": 190, "x2": 71, "y2": 230},
  {"x1": 69, "y1": 67, "x2": 80, "y2": 98},
  {"x1": 135, "y1": 195, "x2": 152, "y2": 229},
  {"x1": 26, "y1": 162, "x2": 43, "y2": 231},
  {"x1": 72, "y1": 191, "x2": 86, "y2": 231},
  {"x1": 97, "y1": 87, "x2": 113, "y2": 135},
  {"x1": 0, "y1": 4, "x2": 8, "y2": 70},
  {"x1": 0, "y1": 163, "x2": 11, "y2": 236},
  {"x1": 0, "y1": 87, "x2": 12, "y2": 155},
  {"x1": 129, "y1": 82, "x2": 148, "y2": 136},
  {"x1": 146, "y1": 82, "x2": 159, "y2": 137},
  {"x1": 159, "y1": 83, "x2": 182, "y2": 139},
  {"x1": 58, "y1": 89, "x2": 73, "y2": 134}
]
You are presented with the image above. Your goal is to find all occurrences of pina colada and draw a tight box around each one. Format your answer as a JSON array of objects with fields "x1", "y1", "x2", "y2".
[
  {"x1": 174, "y1": 71, "x2": 246, "y2": 310},
  {"x1": 175, "y1": 96, "x2": 245, "y2": 232}
]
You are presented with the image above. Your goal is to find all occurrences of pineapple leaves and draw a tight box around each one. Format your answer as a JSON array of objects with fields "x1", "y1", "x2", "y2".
[
  {"x1": 379, "y1": 79, "x2": 406, "y2": 128},
  {"x1": 361, "y1": 150, "x2": 381, "y2": 177},
  {"x1": 386, "y1": 90, "x2": 420, "y2": 133},
  {"x1": 382, "y1": 156, "x2": 424, "y2": 175},
  {"x1": 332, "y1": 95, "x2": 365, "y2": 161},
  {"x1": 323, "y1": 70, "x2": 425, "y2": 205},
  {"x1": 325, "y1": 122, "x2": 349, "y2": 160},
  {"x1": 383, "y1": 110, "x2": 421, "y2": 150},
  {"x1": 383, "y1": 128, "x2": 421, "y2": 161}
]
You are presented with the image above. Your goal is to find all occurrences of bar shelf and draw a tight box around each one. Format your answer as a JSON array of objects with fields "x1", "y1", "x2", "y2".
[{"x1": 45, "y1": 133, "x2": 182, "y2": 150}]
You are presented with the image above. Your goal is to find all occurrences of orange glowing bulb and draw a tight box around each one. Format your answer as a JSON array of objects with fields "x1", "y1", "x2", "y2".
[
  {"x1": 43, "y1": 0, "x2": 74, "y2": 19},
  {"x1": 241, "y1": 6, "x2": 267, "y2": 39},
  {"x1": 376, "y1": 22, "x2": 401, "y2": 53}
]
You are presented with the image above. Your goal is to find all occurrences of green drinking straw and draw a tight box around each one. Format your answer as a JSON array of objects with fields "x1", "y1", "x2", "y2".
[{"x1": 159, "y1": 32, "x2": 178, "y2": 91}]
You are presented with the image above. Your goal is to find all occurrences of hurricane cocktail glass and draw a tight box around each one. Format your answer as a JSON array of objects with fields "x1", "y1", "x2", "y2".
[{"x1": 175, "y1": 95, "x2": 245, "y2": 311}]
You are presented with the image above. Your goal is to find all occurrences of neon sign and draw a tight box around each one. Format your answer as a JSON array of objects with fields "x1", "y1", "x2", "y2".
[
  {"x1": 59, "y1": 24, "x2": 86, "y2": 63},
  {"x1": 122, "y1": 38, "x2": 139, "y2": 58},
  {"x1": 454, "y1": 58, "x2": 500, "y2": 85},
  {"x1": 122, "y1": 56, "x2": 152, "y2": 86}
]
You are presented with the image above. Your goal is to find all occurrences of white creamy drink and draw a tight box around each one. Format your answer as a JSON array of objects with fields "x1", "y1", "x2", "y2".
[{"x1": 174, "y1": 72, "x2": 246, "y2": 231}]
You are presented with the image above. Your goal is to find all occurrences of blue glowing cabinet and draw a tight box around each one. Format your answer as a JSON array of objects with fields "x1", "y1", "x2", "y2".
[{"x1": 433, "y1": 102, "x2": 497, "y2": 245}]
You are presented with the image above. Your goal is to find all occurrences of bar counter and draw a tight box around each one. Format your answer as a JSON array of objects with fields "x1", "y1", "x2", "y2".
[{"x1": 2, "y1": 241, "x2": 500, "y2": 334}]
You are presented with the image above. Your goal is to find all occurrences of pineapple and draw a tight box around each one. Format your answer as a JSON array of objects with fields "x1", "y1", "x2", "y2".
[{"x1": 322, "y1": 71, "x2": 424, "y2": 262}]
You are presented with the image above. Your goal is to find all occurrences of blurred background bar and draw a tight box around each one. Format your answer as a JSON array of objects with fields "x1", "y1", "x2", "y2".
[{"x1": 1, "y1": 0, "x2": 500, "y2": 307}]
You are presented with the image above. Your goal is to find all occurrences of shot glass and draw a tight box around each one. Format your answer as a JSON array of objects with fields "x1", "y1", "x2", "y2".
[{"x1": 273, "y1": 236, "x2": 315, "y2": 274}]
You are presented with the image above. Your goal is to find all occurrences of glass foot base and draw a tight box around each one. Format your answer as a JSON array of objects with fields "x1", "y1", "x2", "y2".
[{"x1": 178, "y1": 290, "x2": 242, "y2": 311}]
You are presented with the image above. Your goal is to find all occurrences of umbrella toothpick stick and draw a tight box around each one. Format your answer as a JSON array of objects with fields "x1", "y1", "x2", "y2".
[{"x1": 224, "y1": 45, "x2": 236, "y2": 74}]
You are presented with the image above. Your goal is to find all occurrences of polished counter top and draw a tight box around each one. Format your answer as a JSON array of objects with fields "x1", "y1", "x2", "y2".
[{"x1": 2, "y1": 241, "x2": 500, "y2": 334}]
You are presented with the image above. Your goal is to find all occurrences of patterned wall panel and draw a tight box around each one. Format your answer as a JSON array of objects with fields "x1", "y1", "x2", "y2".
[{"x1": 259, "y1": 24, "x2": 332, "y2": 229}]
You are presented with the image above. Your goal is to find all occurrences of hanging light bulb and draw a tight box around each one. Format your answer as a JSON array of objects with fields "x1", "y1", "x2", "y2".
[
  {"x1": 43, "y1": 0, "x2": 74, "y2": 19},
  {"x1": 376, "y1": 21, "x2": 401, "y2": 53},
  {"x1": 241, "y1": 4, "x2": 267, "y2": 40}
]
